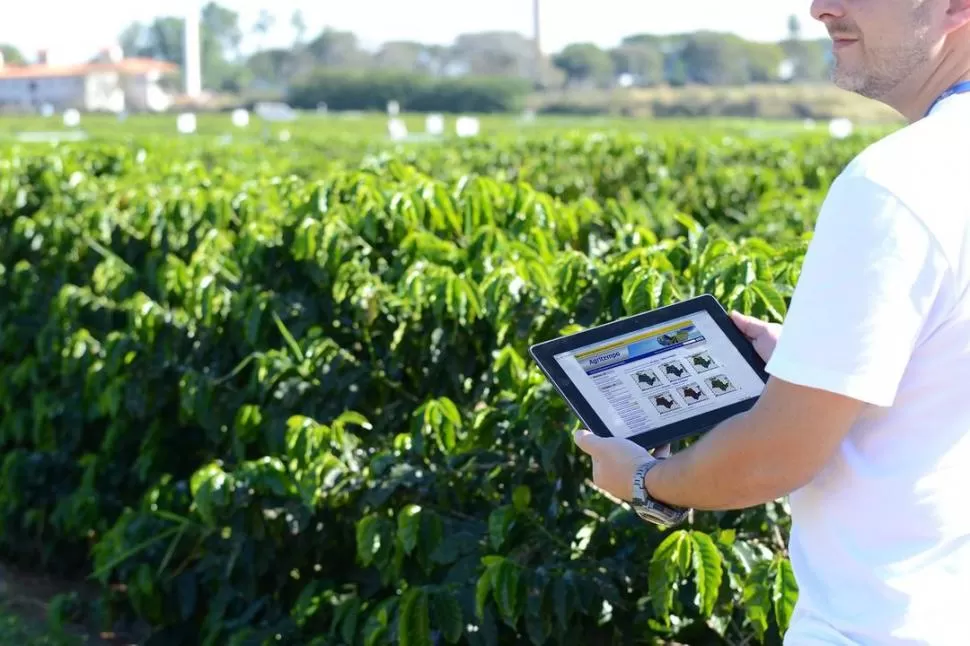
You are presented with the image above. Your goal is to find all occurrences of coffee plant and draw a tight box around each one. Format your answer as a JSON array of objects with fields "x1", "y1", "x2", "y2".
[{"x1": 0, "y1": 128, "x2": 866, "y2": 645}]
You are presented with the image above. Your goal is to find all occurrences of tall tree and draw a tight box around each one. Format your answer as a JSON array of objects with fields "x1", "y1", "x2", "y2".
[
  {"x1": 450, "y1": 32, "x2": 537, "y2": 77},
  {"x1": 677, "y1": 32, "x2": 751, "y2": 84},
  {"x1": 305, "y1": 28, "x2": 370, "y2": 68},
  {"x1": 788, "y1": 15, "x2": 803, "y2": 41},
  {"x1": 201, "y1": 1, "x2": 243, "y2": 61},
  {"x1": 253, "y1": 9, "x2": 276, "y2": 52},
  {"x1": 291, "y1": 10, "x2": 307, "y2": 46},
  {"x1": 117, "y1": 2, "x2": 247, "y2": 92},
  {"x1": 0, "y1": 44, "x2": 25, "y2": 65},
  {"x1": 374, "y1": 41, "x2": 430, "y2": 72},
  {"x1": 247, "y1": 49, "x2": 297, "y2": 88},
  {"x1": 610, "y1": 44, "x2": 664, "y2": 85},
  {"x1": 553, "y1": 43, "x2": 614, "y2": 87}
]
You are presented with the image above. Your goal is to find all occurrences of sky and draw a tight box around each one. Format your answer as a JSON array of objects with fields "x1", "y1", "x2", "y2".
[{"x1": 1, "y1": 0, "x2": 831, "y2": 64}]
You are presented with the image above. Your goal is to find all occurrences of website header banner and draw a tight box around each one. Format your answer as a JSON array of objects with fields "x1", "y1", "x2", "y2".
[
  {"x1": 574, "y1": 320, "x2": 705, "y2": 375},
  {"x1": 577, "y1": 346, "x2": 630, "y2": 372}
]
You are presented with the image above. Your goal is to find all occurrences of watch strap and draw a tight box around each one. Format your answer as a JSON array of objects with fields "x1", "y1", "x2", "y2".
[{"x1": 631, "y1": 459, "x2": 689, "y2": 526}]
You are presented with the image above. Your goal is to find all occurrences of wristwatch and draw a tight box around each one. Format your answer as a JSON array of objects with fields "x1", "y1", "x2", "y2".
[{"x1": 631, "y1": 460, "x2": 689, "y2": 526}]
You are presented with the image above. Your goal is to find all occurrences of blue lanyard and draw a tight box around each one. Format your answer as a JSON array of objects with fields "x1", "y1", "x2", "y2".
[{"x1": 925, "y1": 80, "x2": 970, "y2": 117}]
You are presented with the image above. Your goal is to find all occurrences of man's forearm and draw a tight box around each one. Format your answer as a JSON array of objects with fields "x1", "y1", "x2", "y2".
[{"x1": 643, "y1": 410, "x2": 808, "y2": 511}]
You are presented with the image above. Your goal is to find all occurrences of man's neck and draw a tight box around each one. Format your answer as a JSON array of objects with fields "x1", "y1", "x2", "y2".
[{"x1": 886, "y1": 40, "x2": 970, "y2": 122}]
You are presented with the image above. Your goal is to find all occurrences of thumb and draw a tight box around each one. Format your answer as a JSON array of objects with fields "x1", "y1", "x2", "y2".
[
  {"x1": 573, "y1": 429, "x2": 604, "y2": 456},
  {"x1": 730, "y1": 310, "x2": 759, "y2": 336}
]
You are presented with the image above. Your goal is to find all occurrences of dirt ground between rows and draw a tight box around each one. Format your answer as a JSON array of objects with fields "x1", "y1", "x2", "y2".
[{"x1": 0, "y1": 562, "x2": 147, "y2": 645}]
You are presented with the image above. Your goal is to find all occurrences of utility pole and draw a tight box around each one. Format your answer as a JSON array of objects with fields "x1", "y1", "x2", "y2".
[
  {"x1": 533, "y1": 0, "x2": 542, "y2": 87},
  {"x1": 184, "y1": 3, "x2": 202, "y2": 98}
]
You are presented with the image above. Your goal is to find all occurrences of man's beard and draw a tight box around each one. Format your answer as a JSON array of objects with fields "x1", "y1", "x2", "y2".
[{"x1": 831, "y1": 42, "x2": 931, "y2": 100}]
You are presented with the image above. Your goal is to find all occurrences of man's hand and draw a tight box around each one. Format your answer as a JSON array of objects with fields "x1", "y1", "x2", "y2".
[
  {"x1": 729, "y1": 311, "x2": 782, "y2": 363},
  {"x1": 573, "y1": 429, "x2": 660, "y2": 501}
]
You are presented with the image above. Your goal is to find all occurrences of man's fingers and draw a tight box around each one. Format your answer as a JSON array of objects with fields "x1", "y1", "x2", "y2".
[
  {"x1": 651, "y1": 443, "x2": 671, "y2": 459},
  {"x1": 573, "y1": 429, "x2": 602, "y2": 456},
  {"x1": 729, "y1": 310, "x2": 752, "y2": 326},
  {"x1": 730, "y1": 310, "x2": 759, "y2": 337}
]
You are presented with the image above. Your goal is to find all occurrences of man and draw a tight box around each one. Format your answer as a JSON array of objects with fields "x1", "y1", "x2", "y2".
[{"x1": 573, "y1": 1, "x2": 970, "y2": 644}]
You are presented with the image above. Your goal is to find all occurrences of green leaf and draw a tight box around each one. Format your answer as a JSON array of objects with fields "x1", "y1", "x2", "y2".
[
  {"x1": 749, "y1": 279, "x2": 787, "y2": 321},
  {"x1": 399, "y1": 588, "x2": 431, "y2": 646},
  {"x1": 356, "y1": 514, "x2": 382, "y2": 567},
  {"x1": 397, "y1": 504, "x2": 422, "y2": 555},
  {"x1": 622, "y1": 267, "x2": 664, "y2": 314},
  {"x1": 476, "y1": 605, "x2": 499, "y2": 646},
  {"x1": 648, "y1": 529, "x2": 691, "y2": 622},
  {"x1": 271, "y1": 310, "x2": 305, "y2": 361},
  {"x1": 492, "y1": 346, "x2": 527, "y2": 388},
  {"x1": 488, "y1": 506, "x2": 514, "y2": 550},
  {"x1": 418, "y1": 512, "x2": 445, "y2": 570},
  {"x1": 363, "y1": 598, "x2": 395, "y2": 646},
  {"x1": 512, "y1": 485, "x2": 531, "y2": 512},
  {"x1": 189, "y1": 462, "x2": 229, "y2": 528},
  {"x1": 690, "y1": 530, "x2": 724, "y2": 617},
  {"x1": 524, "y1": 571, "x2": 551, "y2": 645},
  {"x1": 333, "y1": 597, "x2": 362, "y2": 644},
  {"x1": 232, "y1": 404, "x2": 264, "y2": 449},
  {"x1": 493, "y1": 560, "x2": 521, "y2": 628},
  {"x1": 436, "y1": 397, "x2": 462, "y2": 428},
  {"x1": 189, "y1": 462, "x2": 226, "y2": 499},
  {"x1": 742, "y1": 560, "x2": 772, "y2": 641},
  {"x1": 475, "y1": 570, "x2": 492, "y2": 621},
  {"x1": 433, "y1": 589, "x2": 463, "y2": 643},
  {"x1": 772, "y1": 556, "x2": 799, "y2": 633},
  {"x1": 333, "y1": 410, "x2": 373, "y2": 431},
  {"x1": 552, "y1": 572, "x2": 573, "y2": 630}
]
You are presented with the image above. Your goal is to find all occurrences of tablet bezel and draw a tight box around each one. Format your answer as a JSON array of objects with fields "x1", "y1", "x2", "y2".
[{"x1": 529, "y1": 293, "x2": 770, "y2": 451}]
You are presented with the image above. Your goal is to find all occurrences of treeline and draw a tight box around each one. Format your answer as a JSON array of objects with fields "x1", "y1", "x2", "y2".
[
  {"x1": 287, "y1": 72, "x2": 532, "y2": 113},
  {"x1": 3, "y1": 3, "x2": 834, "y2": 113},
  {"x1": 275, "y1": 27, "x2": 832, "y2": 112}
]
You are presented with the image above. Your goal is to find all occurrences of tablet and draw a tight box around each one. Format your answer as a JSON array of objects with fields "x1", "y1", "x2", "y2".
[{"x1": 529, "y1": 294, "x2": 769, "y2": 450}]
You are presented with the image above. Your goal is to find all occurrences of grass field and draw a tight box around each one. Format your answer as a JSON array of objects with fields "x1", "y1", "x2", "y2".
[{"x1": 0, "y1": 109, "x2": 897, "y2": 145}]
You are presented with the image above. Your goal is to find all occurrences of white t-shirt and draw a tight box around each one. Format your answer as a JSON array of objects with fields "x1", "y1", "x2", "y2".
[{"x1": 765, "y1": 92, "x2": 970, "y2": 646}]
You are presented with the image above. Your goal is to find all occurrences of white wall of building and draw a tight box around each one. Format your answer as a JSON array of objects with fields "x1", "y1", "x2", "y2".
[
  {"x1": 84, "y1": 71, "x2": 125, "y2": 112},
  {"x1": 0, "y1": 68, "x2": 173, "y2": 113},
  {"x1": 123, "y1": 71, "x2": 173, "y2": 112},
  {"x1": 0, "y1": 75, "x2": 86, "y2": 110}
]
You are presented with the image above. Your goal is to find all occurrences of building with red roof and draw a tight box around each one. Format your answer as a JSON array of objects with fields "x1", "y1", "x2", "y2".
[{"x1": 0, "y1": 47, "x2": 179, "y2": 113}]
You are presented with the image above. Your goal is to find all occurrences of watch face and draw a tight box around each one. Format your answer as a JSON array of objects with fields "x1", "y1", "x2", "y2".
[
  {"x1": 636, "y1": 505, "x2": 683, "y2": 526},
  {"x1": 632, "y1": 496, "x2": 688, "y2": 525}
]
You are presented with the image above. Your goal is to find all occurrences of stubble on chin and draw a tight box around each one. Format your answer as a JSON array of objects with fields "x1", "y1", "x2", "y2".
[{"x1": 830, "y1": 45, "x2": 930, "y2": 101}]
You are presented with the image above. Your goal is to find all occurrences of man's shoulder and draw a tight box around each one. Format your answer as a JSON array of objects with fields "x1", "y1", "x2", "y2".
[
  {"x1": 837, "y1": 114, "x2": 969, "y2": 202},
  {"x1": 824, "y1": 115, "x2": 970, "y2": 278}
]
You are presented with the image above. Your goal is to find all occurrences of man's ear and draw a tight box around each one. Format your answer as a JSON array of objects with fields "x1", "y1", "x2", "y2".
[{"x1": 944, "y1": 0, "x2": 970, "y2": 34}]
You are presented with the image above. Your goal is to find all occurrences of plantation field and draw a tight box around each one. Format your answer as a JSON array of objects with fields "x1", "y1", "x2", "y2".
[
  {"x1": 0, "y1": 109, "x2": 896, "y2": 142},
  {"x1": 0, "y1": 114, "x2": 880, "y2": 645}
]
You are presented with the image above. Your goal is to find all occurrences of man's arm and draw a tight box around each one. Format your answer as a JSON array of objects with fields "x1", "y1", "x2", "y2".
[
  {"x1": 573, "y1": 173, "x2": 951, "y2": 511},
  {"x1": 646, "y1": 174, "x2": 952, "y2": 510},
  {"x1": 643, "y1": 377, "x2": 866, "y2": 510},
  {"x1": 645, "y1": 175, "x2": 950, "y2": 510}
]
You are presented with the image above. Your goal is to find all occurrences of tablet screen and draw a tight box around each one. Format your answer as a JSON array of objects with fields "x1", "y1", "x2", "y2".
[{"x1": 552, "y1": 310, "x2": 766, "y2": 439}]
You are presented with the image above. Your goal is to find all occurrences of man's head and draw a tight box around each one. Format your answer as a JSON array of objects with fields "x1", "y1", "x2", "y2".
[{"x1": 811, "y1": 0, "x2": 970, "y2": 102}]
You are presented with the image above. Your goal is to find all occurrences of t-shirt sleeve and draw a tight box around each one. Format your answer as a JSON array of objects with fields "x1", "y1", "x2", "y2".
[{"x1": 764, "y1": 174, "x2": 952, "y2": 407}]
